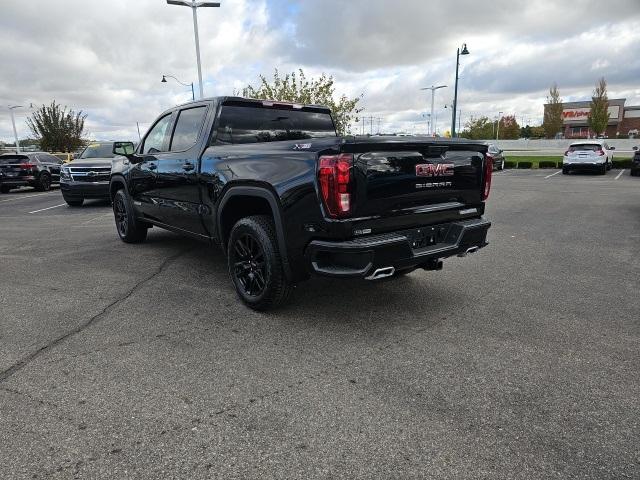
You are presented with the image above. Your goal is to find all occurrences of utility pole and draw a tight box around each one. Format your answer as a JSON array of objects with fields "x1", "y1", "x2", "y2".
[
  {"x1": 496, "y1": 111, "x2": 504, "y2": 140},
  {"x1": 166, "y1": 0, "x2": 221, "y2": 99}
]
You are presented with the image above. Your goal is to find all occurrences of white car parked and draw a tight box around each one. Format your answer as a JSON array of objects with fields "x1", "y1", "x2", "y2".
[{"x1": 562, "y1": 141, "x2": 615, "y2": 175}]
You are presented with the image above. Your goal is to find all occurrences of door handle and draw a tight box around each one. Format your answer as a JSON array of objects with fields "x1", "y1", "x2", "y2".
[
  {"x1": 182, "y1": 162, "x2": 195, "y2": 171},
  {"x1": 148, "y1": 163, "x2": 157, "y2": 170}
]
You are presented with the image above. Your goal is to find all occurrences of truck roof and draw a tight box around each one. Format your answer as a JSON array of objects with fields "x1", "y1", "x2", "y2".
[{"x1": 175, "y1": 96, "x2": 332, "y2": 113}]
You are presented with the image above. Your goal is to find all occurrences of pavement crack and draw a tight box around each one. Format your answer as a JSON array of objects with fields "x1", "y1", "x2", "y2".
[{"x1": 0, "y1": 249, "x2": 190, "y2": 384}]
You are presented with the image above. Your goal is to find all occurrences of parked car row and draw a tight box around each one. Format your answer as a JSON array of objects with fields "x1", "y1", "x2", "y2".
[{"x1": 0, "y1": 142, "x2": 134, "y2": 206}]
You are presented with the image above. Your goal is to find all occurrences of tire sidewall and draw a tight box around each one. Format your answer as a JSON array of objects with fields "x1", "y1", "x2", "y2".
[{"x1": 227, "y1": 217, "x2": 279, "y2": 308}]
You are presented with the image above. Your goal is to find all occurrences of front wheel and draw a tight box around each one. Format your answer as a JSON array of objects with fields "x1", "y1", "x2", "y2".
[
  {"x1": 227, "y1": 215, "x2": 293, "y2": 311},
  {"x1": 112, "y1": 189, "x2": 147, "y2": 243}
]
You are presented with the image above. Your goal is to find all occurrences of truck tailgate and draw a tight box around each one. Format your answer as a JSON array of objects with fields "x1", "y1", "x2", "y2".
[{"x1": 340, "y1": 139, "x2": 487, "y2": 230}]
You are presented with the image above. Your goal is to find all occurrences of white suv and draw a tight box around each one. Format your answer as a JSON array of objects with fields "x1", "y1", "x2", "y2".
[{"x1": 562, "y1": 141, "x2": 615, "y2": 175}]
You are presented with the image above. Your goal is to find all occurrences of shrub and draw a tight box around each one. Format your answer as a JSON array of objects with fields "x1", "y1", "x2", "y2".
[
  {"x1": 538, "y1": 161, "x2": 558, "y2": 168},
  {"x1": 504, "y1": 161, "x2": 517, "y2": 169},
  {"x1": 612, "y1": 158, "x2": 634, "y2": 169},
  {"x1": 517, "y1": 161, "x2": 533, "y2": 169}
]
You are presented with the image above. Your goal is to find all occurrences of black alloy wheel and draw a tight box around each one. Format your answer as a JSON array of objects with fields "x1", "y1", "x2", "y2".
[
  {"x1": 37, "y1": 173, "x2": 51, "y2": 191},
  {"x1": 114, "y1": 194, "x2": 128, "y2": 237},
  {"x1": 112, "y1": 189, "x2": 147, "y2": 243},
  {"x1": 233, "y1": 233, "x2": 267, "y2": 297},
  {"x1": 227, "y1": 215, "x2": 293, "y2": 310}
]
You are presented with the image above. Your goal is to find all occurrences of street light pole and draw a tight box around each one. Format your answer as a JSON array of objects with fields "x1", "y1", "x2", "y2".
[
  {"x1": 166, "y1": 1, "x2": 221, "y2": 99},
  {"x1": 420, "y1": 85, "x2": 447, "y2": 136},
  {"x1": 161, "y1": 74, "x2": 195, "y2": 101},
  {"x1": 451, "y1": 43, "x2": 469, "y2": 138},
  {"x1": 8, "y1": 105, "x2": 24, "y2": 153},
  {"x1": 496, "y1": 111, "x2": 504, "y2": 140}
]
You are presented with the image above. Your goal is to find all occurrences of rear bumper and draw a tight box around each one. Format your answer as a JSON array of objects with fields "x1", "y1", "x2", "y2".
[
  {"x1": 563, "y1": 161, "x2": 605, "y2": 170},
  {"x1": 0, "y1": 176, "x2": 36, "y2": 187},
  {"x1": 305, "y1": 217, "x2": 491, "y2": 278},
  {"x1": 60, "y1": 181, "x2": 110, "y2": 199}
]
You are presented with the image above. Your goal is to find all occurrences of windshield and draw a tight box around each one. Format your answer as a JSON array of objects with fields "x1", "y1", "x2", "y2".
[{"x1": 79, "y1": 143, "x2": 115, "y2": 159}]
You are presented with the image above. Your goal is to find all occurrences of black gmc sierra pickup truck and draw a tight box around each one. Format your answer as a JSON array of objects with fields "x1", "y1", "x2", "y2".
[{"x1": 110, "y1": 97, "x2": 492, "y2": 310}]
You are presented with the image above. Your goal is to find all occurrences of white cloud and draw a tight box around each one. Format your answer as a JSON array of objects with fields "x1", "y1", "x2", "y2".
[{"x1": 0, "y1": 0, "x2": 639, "y2": 141}]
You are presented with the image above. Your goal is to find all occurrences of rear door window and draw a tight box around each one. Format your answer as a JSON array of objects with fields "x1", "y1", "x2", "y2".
[{"x1": 170, "y1": 106, "x2": 207, "y2": 151}]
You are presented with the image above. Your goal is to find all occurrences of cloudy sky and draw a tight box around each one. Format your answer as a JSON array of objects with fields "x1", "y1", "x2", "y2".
[{"x1": 1, "y1": 0, "x2": 639, "y2": 142}]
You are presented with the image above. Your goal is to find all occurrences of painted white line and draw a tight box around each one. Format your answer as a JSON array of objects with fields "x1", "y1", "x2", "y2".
[
  {"x1": 28, "y1": 203, "x2": 67, "y2": 214},
  {"x1": 544, "y1": 170, "x2": 561, "y2": 179},
  {"x1": 81, "y1": 213, "x2": 112, "y2": 225},
  {"x1": 0, "y1": 192, "x2": 56, "y2": 203},
  {"x1": 615, "y1": 170, "x2": 625, "y2": 180}
]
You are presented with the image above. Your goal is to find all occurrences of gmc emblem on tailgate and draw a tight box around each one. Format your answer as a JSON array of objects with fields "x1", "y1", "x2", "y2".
[{"x1": 415, "y1": 163, "x2": 455, "y2": 177}]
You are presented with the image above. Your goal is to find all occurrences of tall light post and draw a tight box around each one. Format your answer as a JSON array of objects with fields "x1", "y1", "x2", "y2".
[
  {"x1": 161, "y1": 74, "x2": 195, "y2": 101},
  {"x1": 8, "y1": 105, "x2": 27, "y2": 153},
  {"x1": 451, "y1": 43, "x2": 469, "y2": 138},
  {"x1": 420, "y1": 85, "x2": 447, "y2": 136},
  {"x1": 496, "y1": 111, "x2": 504, "y2": 140},
  {"x1": 166, "y1": 0, "x2": 221, "y2": 99}
]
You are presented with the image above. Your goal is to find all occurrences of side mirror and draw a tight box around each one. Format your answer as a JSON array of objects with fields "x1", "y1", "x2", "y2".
[
  {"x1": 609, "y1": 146, "x2": 616, "y2": 150},
  {"x1": 113, "y1": 141, "x2": 135, "y2": 156},
  {"x1": 633, "y1": 146, "x2": 638, "y2": 151}
]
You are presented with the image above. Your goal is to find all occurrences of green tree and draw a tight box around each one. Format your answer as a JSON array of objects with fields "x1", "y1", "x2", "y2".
[
  {"x1": 530, "y1": 126, "x2": 546, "y2": 138},
  {"x1": 240, "y1": 69, "x2": 363, "y2": 135},
  {"x1": 588, "y1": 77, "x2": 610, "y2": 136},
  {"x1": 520, "y1": 125, "x2": 533, "y2": 138},
  {"x1": 26, "y1": 101, "x2": 86, "y2": 152},
  {"x1": 498, "y1": 115, "x2": 520, "y2": 139},
  {"x1": 461, "y1": 116, "x2": 494, "y2": 139},
  {"x1": 543, "y1": 83, "x2": 563, "y2": 139}
]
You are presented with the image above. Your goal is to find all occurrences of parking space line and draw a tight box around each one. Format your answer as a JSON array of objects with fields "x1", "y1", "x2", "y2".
[
  {"x1": 28, "y1": 203, "x2": 67, "y2": 214},
  {"x1": 544, "y1": 171, "x2": 561, "y2": 179},
  {"x1": 0, "y1": 192, "x2": 57, "y2": 203},
  {"x1": 81, "y1": 213, "x2": 112, "y2": 224},
  {"x1": 615, "y1": 170, "x2": 625, "y2": 180}
]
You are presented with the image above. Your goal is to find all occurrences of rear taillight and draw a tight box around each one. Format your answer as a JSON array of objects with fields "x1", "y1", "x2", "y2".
[
  {"x1": 482, "y1": 154, "x2": 493, "y2": 201},
  {"x1": 318, "y1": 153, "x2": 353, "y2": 218},
  {"x1": 19, "y1": 163, "x2": 35, "y2": 169},
  {"x1": 564, "y1": 150, "x2": 570, "y2": 156},
  {"x1": 597, "y1": 149, "x2": 605, "y2": 156}
]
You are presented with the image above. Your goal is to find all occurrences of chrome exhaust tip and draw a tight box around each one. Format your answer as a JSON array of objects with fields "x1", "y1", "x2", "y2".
[
  {"x1": 457, "y1": 246, "x2": 479, "y2": 257},
  {"x1": 365, "y1": 266, "x2": 395, "y2": 280}
]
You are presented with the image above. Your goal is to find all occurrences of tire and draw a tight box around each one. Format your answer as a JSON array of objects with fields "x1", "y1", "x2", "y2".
[
  {"x1": 606, "y1": 159, "x2": 612, "y2": 171},
  {"x1": 35, "y1": 173, "x2": 51, "y2": 191},
  {"x1": 562, "y1": 167, "x2": 569, "y2": 175},
  {"x1": 64, "y1": 197, "x2": 83, "y2": 207},
  {"x1": 500, "y1": 160, "x2": 505, "y2": 170},
  {"x1": 0, "y1": 185, "x2": 10, "y2": 194},
  {"x1": 227, "y1": 215, "x2": 293, "y2": 311},
  {"x1": 599, "y1": 164, "x2": 606, "y2": 175},
  {"x1": 112, "y1": 189, "x2": 148, "y2": 243}
]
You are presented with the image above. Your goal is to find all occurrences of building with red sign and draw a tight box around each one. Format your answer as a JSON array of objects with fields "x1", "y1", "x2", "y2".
[{"x1": 543, "y1": 98, "x2": 640, "y2": 138}]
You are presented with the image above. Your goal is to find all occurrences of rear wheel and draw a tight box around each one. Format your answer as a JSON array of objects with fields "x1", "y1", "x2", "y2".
[
  {"x1": 599, "y1": 164, "x2": 607, "y2": 175},
  {"x1": 227, "y1": 215, "x2": 293, "y2": 311},
  {"x1": 64, "y1": 196, "x2": 83, "y2": 207},
  {"x1": 112, "y1": 189, "x2": 147, "y2": 243},
  {"x1": 35, "y1": 173, "x2": 51, "y2": 191},
  {"x1": 562, "y1": 167, "x2": 569, "y2": 175},
  {"x1": 0, "y1": 185, "x2": 10, "y2": 193}
]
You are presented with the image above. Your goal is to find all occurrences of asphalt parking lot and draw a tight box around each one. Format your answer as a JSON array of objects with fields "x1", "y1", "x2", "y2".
[{"x1": 1, "y1": 171, "x2": 638, "y2": 479}]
